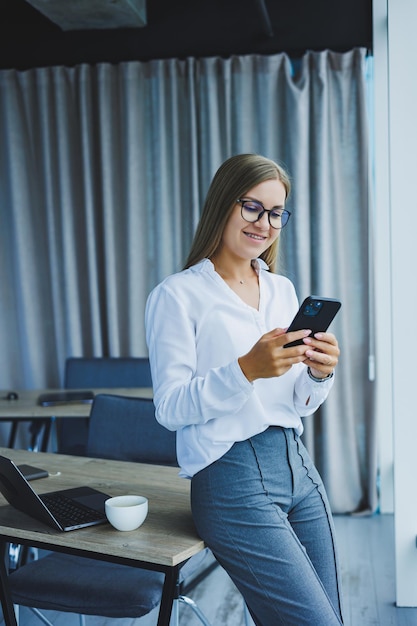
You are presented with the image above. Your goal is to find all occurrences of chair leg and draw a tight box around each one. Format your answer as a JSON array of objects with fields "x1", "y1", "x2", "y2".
[
  {"x1": 178, "y1": 595, "x2": 212, "y2": 626},
  {"x1": 28, "y1": 607, "x2": 55, "y2": 626}
]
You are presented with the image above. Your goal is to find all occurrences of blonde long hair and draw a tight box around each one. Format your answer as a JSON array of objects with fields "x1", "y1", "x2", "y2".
[{"x1": 183, "y1": 154, "x2": 291, "y2": 272}]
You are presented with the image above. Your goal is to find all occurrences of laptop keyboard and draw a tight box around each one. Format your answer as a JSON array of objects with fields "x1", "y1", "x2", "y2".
[{"x1": 41, "y1": 493, "x2": 105, "y2": 528}]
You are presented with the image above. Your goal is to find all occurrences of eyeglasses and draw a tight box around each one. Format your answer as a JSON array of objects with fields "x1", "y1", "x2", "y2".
[{"x1": 236, "y1": 199, "x2": 291, "y2": 230}]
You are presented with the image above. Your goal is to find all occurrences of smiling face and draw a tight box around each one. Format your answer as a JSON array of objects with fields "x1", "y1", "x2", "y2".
[{"x1": 218, "y1": 178, "x2": 287, "y2": 265}]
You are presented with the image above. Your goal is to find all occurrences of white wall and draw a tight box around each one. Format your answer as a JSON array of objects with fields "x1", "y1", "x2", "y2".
[
  {"x1": 373, "y1": 0, "x2": 394, "y2": 515},
  {"x1": 374, "y1": 0, "x2": 417, "y2": 606}
]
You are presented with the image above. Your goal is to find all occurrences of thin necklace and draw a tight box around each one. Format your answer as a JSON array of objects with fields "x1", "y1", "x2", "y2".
[{"x1": 210, "y1": 258, "x2": 255, "y2": 285}]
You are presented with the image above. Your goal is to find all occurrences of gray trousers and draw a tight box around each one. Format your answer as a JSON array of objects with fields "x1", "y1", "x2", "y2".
[{"x1": 191, "y1": 426, "x2": 344, "y2": 626}]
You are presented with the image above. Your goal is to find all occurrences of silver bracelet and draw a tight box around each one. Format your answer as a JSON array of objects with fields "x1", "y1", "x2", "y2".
[{"x1": 307, "y1": 367, "x2": 334, "y2": 383}]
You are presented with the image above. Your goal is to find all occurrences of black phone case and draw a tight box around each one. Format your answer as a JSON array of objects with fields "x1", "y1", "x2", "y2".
[
  {"x1": 284, "y1": 296, "x2": 341, "y2": 348},
  {"x1": 17, "y1": 464, "x2": 49, "y2": 481}
]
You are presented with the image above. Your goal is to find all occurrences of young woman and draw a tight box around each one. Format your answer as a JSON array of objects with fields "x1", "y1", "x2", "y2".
[{"x1": 145, "y1": 154, "x2": 343, "y2": 625}]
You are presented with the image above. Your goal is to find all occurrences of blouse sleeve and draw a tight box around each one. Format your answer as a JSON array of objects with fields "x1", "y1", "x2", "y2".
[
  {"x1": 293, "y1": 365, "x2": 335, "y2": 416},
  {"x1": 145, "y1": 282, "x2": 254, "y2": 431}
]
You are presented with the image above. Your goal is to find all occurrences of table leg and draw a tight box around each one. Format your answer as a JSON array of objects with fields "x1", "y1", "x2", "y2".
[
  {"x1": 0, "y1": 542, "x2": 18, "y2": 626},
  {"x1": 29, "y1": 420, "x2": 47, "y2": 451},
  {"x1": 40, "y1": 418, "x2": 53, "y2": 452},
  {"x1": 7, "y1": 422, "x2": 19, "y2": 449},
  {"x1": 157, "y1": 565, "x2": 179, "y2": 626}
]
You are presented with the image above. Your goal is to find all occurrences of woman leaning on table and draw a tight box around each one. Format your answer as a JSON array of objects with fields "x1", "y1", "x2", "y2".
[{"x1": 145, "y1": 153, "x2": 343, "y2": 626}]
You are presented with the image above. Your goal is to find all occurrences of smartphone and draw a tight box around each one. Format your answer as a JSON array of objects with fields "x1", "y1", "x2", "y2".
[
  {"x1": 284, "y1": 296, "x2": 341, "y2": 348},
  {"x1": 17, "y1": 464, "x2": 49, "y2": 481}
]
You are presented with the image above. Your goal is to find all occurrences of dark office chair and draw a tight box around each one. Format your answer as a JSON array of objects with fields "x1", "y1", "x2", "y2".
[
  {"x1": 87, "y1": 395, "x2": 177, "y2": 466},
  {"x1": 8, "y1": 394, "x2": 216, "y2": 626},
  {"x1": 59, "y1": 356, "x2": 152, "y2": 456}
]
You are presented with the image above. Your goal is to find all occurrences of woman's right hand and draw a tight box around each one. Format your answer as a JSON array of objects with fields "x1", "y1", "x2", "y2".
[{"x1": 238, "y1": 327, "x2": 311, "y2": 382}]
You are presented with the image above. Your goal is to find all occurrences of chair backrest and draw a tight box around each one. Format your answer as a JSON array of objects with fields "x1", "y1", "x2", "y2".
[
  {"x1": 59, "y1": 357, "x2": 152, "y2": 456},
  {"x1": 64, "y1": 357, "x2": 152, "y2": 388},
  {"x1": 86, "y1": 394, "x2": 178, "y2": 467}
]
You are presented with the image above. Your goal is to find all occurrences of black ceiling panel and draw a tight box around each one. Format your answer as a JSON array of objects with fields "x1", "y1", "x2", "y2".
[{"x1": 0, "y1": 0, "x2": 373, "y2": 71}]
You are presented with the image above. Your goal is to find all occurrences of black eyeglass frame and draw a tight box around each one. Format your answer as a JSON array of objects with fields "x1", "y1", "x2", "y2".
[{"x1": 236, "y1": 198, "x2": 291, "y2": 230}]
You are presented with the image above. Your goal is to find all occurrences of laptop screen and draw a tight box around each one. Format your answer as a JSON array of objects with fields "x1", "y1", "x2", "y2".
[{"x1": 0, "y1": 455, "x2": 109, "y2": 531}]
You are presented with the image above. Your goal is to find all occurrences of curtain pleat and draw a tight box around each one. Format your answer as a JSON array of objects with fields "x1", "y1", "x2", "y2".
[{"x1": 0, "y1": 48, "x2": 373, "y2": 512}]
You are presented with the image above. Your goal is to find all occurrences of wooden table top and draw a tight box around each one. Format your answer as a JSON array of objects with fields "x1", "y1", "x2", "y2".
[
  {"x1": 0, "y1": 388, "x2": 153, "y2": 418},
  {"x1": 0, "y1": 447, "x2": 203, "y2": 567}
]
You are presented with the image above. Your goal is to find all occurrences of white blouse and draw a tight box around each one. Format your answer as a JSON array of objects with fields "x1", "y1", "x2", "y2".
[{"x1": 145, "y1": 258, "x2": 334, "y2": 478}]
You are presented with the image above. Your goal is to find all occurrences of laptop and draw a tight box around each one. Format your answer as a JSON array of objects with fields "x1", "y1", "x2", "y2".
[
  {"x1": 38, "y1": 390, "x2": 95, "y2": 407},
  {"x1": 0, "y1": 455, "x2": 109, "y2": 532}
]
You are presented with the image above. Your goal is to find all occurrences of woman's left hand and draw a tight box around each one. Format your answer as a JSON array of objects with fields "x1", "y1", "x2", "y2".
[{"x1": 302, "y1": 332, "x2": 340, "y2": 379}]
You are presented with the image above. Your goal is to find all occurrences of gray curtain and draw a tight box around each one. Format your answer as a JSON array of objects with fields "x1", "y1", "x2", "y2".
[{"x1": 0, "y1": 47, "x2": 374, "y2": 512}]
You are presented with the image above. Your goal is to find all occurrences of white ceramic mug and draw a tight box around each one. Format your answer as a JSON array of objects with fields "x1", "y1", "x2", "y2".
[{"x1": 105, "y1": 495, "x2": 148, "y2": 531}]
